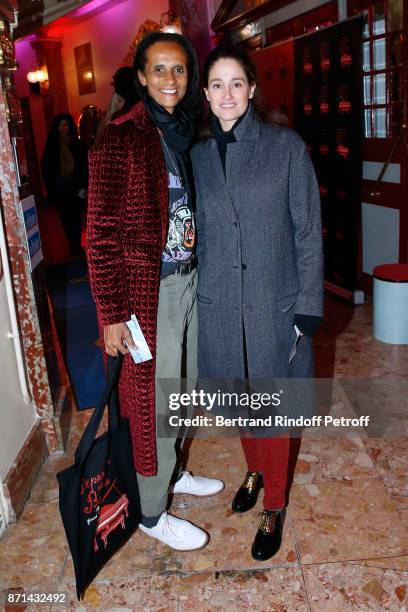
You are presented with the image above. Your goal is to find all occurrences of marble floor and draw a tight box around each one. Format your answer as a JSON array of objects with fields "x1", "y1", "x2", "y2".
[{"x1": 1, "y1": 296, "x2": 408, "y2": 611}]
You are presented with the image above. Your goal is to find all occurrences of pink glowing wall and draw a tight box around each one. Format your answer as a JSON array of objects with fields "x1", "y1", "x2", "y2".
[
  {"x1": 14, "y1": 39, "x2": 36, "y2": 99},
  {"x1": 14, "y1": 0, "x2": 168, "y2": 180},
  {"x1": 61, "y1": 0, "x2": 169, "y2": 116}
]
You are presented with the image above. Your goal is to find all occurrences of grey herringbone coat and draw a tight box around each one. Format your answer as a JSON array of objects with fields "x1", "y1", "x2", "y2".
[{"x1": 191, "y1": 106, "x2": 323, "y2": 380}]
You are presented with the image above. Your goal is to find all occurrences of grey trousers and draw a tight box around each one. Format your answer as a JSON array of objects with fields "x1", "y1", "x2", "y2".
[{"x1": 136, "y1": 268, "x2": 197, "y2": 516}]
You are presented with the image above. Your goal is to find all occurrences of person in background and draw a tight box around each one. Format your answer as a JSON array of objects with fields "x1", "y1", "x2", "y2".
[
  {"x1": 110, "y1": 66, "x2": 141, "y2": 120},
  {"x1": 94, "y1": 67, "x2": 142, "y2": 146},
  {"x1": 191, "y1": 44, "x2": 323, "y2": 561},
  {"x1": 87, "y1": 32, "x2": 224, "y2": 553},
  {"x1": 41, "y1": 113, "x2": 88, "y2": 257}
]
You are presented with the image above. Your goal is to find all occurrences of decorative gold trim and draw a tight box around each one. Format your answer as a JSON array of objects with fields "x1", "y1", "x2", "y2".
[
  {"x1": 0, "y1": 23, "x2": 15, "y2": 71},
  {"x1": 121, "y1": 19, "x2": 161, "y2": 67},
  {"x1": 242, "y1": 471, "x2": 261, "y2": 493},
  {"x1": 258, "y1": 510, "x2": 278, "y2": 534}
]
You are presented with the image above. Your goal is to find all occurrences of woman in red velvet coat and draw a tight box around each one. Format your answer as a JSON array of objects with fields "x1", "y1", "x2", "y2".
[{"x1": 87, "y1": 33, "x2": 223, "y2": 551}]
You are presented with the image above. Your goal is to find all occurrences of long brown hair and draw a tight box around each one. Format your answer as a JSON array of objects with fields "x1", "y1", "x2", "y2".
[{"x1": 198, "y1": 43, "x2": 287, "y2": 139}]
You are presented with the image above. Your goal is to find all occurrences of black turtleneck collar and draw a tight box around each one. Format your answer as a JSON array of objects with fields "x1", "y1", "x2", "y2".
[{"x1": 211, "y1": 104, "x2": 250, "y2": 175}]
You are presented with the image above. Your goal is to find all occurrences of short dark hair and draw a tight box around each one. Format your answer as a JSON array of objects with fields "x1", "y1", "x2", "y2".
[{"x1": 133, "y1": 32, "x2": 202, "y2": 120}]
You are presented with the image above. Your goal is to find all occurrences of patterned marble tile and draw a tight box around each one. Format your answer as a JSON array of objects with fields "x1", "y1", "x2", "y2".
[
  {"x1": 28, "y1": 454, "x2": 73, "y2": 505},
  {"x1": 294, "y1": 435, "x2": 377, "y2": 484},
  {"x1": 335, "y1": 338, "x2": 408, "y2": 374},
  {"x1": 27, "y1": 409, "x2": 101, "y2": 506},
  {"x1": 341, "y1": 379, "x2": 408, "y2": 438},
  {"x1": 0, "y1": 502, "x2": 68, "y2": 590},
  {"x1": 334, "y1": 358, "x2": 401, "y2": 379},
  {"x1": 364, "y1": 438, "x2": 408, "y2": 508},
  {"x1": 314, "y1": 378, "x2": 353, "y2": 419},
  {"x1": 65, "y1": 410, "x2": 95, "y2": 454},
  {"x1": 62, "y1": 490, "x2": 298, "y2": 582},
  {"x1": 314, "y1": 297, "x2": 408, "y2": 381},
  {"x1": 399, "y1": 509, "x2": 408, "y2": 530},
  {"x1": 3, "y1": 294, "x2": 408, "y2": 609},
  {"x1": 302, "y1": 381, "x2": 367, "y2": 440},
  {"x1": 303, "y1": 561, "x2": 408, "y2": 611},
  {"x1": 59, "y1": 431, "x2": 297, "y2": 584},
  {"x1": 289, "y1": 478, "x2": 408, "y2": 564},
  {"x1": 181, "y1": 437, "x2": 247, "y2": 488},
  {"x1": 56, "y1": 567, "x2": 309, "y2": 611},
  {"x1": 349, "y1": 556, "x2": 408, "y2": 571}
]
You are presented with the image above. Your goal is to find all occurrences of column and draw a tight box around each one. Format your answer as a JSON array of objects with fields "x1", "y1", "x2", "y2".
[
  {"x1": 170, "y1": 0, "x2": 213, "y2": 69},
  {"x1": 31, "y1": 37, "x2": 68, "y2": 129}
]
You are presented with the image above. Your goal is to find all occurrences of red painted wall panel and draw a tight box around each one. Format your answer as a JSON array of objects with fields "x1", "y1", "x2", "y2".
[{"x1": 251, "y1": 40, "x2": 295, "y2": 127}]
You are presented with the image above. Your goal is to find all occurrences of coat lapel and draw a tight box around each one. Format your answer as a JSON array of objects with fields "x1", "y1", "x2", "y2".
[
  {"x1": 203, "y1": 105, "x2": 262, "y2": 218},
  {"x1": 226, "y1": 140, "x2": 257, "y2": 205},
  {"x1": 226, "y1": 105, "x2": 261, "y2": 205},
  {"x1": 204, "y1": 139, "x2": 239, "y2": 221}
]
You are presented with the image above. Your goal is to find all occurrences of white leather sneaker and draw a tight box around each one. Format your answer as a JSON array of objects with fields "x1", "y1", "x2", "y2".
[
  {"x1": 171, "y1": 470, "x2": 225, "y2": 496},
  {"x1": 139, "y1": 511, "x2": 209, "y2": 551}
]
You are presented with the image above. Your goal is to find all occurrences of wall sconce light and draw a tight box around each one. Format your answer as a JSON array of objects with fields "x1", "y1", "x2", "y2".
[
  {"x1": 26, "y1": 66, "x2": 49, "y2": 94},
  {"x1": 160, "y1": 11, "x2": 182, "y2": 34},
  {"x1": 27, "y1": 67, "x2": 48, "y2": 84}
]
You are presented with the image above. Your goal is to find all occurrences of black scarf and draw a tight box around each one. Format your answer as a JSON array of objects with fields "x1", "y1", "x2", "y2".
[{"x1": 144, "y1": 94, "x2": 194, "y2": 196}]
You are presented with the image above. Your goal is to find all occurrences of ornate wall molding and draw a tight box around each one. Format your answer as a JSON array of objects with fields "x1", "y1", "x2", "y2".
[{"x1": 0, "y1": 85, "x2": 58, "y2": 452}]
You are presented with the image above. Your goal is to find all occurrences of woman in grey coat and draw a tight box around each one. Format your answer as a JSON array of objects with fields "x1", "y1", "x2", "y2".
[{"x1": 191, "y1": 44, "x2": 324, "y2": 561}]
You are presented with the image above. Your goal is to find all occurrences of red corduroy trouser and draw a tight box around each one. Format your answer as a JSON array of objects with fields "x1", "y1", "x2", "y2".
[{"x1": 240, "y1": 433, "x2": 302, "y2": 509}]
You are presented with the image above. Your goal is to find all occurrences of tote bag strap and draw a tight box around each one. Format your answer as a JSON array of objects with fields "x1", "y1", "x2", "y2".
[
  {"x1": 74, "y1": 354, "x2": 123, "y2": 465},
  {"x1": 107, "y1": 360, "x2": 121, "y2": 430}
]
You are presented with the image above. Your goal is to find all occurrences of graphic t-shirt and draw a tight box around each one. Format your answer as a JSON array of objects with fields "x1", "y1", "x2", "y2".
[{"x1": 160, "y1": 142, "x2": 195, "y2": 265}]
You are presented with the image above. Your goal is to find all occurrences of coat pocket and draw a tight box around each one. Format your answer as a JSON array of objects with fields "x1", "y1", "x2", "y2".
[{"x1": 275, "y1": 291, "x2": 299, "y2": 313}]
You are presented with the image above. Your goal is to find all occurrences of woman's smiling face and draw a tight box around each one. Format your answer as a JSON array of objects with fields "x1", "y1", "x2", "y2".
[
  {"x1": 204, "y1": 58, "x2": 256, "y2": 131},
  {"x1": 138, "y1": 41, "x2": 188, "y2": 114}
]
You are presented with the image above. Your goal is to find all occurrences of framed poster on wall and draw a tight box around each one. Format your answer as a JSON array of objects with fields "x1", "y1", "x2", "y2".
[
  {"x1": 74, "y1": 42, "x2": 96, "y2": 96},
  {"x1": 20, "y1": 195, "x2": 43, "y2": 272}
]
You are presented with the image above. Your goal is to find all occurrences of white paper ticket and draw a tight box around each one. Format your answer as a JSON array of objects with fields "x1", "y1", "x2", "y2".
[
  {"x1": 289, "y1": 325, "x2": 302, "y2": 364},
  {"x1": 125, "y1": 314, "x2": 153, "y2": 364}
]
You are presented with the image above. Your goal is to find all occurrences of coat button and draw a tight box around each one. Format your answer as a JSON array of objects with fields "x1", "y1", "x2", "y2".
[{"x1": 241, "y1": 263, "x2": 247, "y2": 270}]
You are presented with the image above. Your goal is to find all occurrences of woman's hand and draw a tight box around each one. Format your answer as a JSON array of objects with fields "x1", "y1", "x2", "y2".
[{"x1": 103, "y1": 322, "x2": 135, "y2": 356}]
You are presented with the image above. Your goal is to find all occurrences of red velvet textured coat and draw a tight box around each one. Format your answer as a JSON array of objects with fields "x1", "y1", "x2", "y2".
[{"x1": 87, "y1": 101, "x2": 168, "y2": 476}]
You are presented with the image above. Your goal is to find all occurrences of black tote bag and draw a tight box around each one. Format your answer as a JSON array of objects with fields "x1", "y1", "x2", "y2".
[{"x1": 56, "y1": 355, "x2": 141, "y2": 599}]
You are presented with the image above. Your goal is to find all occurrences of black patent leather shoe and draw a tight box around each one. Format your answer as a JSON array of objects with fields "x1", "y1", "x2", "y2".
[
  {"x1": 232, "y1": 472, "x2": 263, "y2": 513},
  {"x1": 251, "y1": 508, "x2": 286, "y2": 561}
]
